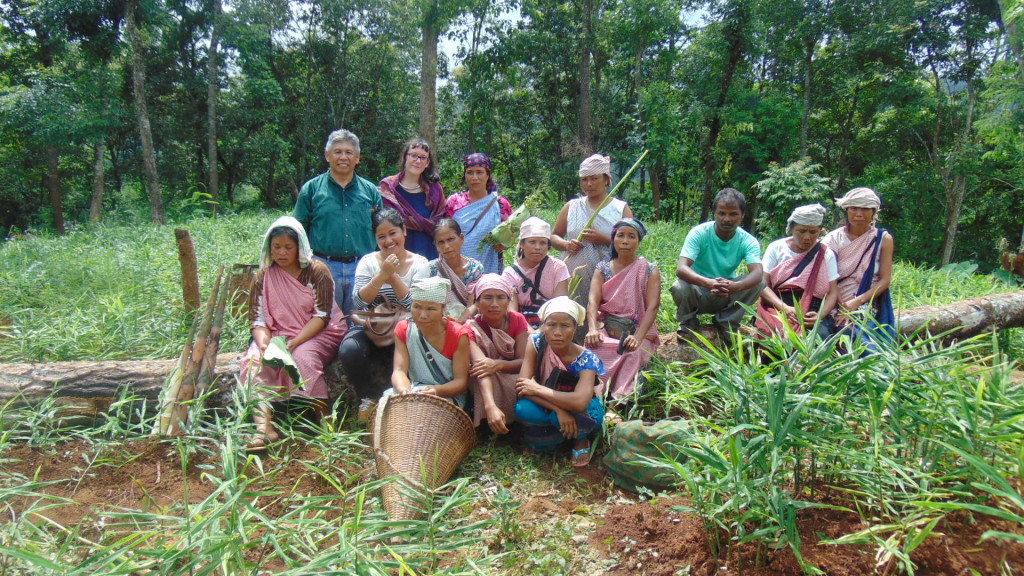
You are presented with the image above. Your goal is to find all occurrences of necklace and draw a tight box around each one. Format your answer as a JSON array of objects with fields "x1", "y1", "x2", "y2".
[{"x1": 401, "y1": 181, "x2": 422, "y2": 192}]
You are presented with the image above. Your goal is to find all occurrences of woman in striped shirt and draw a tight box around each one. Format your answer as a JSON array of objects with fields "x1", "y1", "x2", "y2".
[{"x1": 338, "y1": 208, "x2": 430, "y2": 398}]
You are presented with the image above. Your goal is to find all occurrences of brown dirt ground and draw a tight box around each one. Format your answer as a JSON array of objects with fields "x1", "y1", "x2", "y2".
[
  {"x1": 589, "y1": 490, "x2": 1024, "y2": 576},
  {"x1": 4, "y1": 433, "x2": 1024, "y2": 575}
]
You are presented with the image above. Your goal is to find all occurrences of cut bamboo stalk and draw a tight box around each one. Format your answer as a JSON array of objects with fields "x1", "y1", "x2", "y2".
[
  {"x1": 167, "y1": 266, "x2": 224, "y2": 435},
  {"x1": 194, "y1": 269, "x2": 230, "y2": 401},
  {"x1": 155, "y1": 302, "x2": 201, "y2": 435}
]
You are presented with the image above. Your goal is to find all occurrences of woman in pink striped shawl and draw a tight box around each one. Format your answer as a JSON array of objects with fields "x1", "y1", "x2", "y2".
[
  {"x1": 583, "y1": 219, "x2": 661, "y2": 402},
  {"x1": 822, "y1": 188, "x2": 895, "y2": 338},
  {"x1": 241, "y1": 217, "x2": 347, "y2": 451}
]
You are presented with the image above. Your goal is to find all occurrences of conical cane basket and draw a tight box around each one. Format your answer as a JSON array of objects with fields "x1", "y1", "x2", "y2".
[{"x1": 370, "y1": 393, "x2": 476, "y2": 521}]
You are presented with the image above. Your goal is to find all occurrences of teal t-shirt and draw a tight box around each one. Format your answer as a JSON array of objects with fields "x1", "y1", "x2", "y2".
[{"x1": 678, "y1": 221, "x2": 762, "y2": 279}]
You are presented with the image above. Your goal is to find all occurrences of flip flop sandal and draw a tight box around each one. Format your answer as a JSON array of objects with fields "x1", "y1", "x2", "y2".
[{"x1": 571, "y1": 442, "x2": 592, "y2": 467}]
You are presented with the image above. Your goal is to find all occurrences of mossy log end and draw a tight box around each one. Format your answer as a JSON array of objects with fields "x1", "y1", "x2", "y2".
[{"x1": 1, "y1": 292, "x2": 1022, "y2": 423}]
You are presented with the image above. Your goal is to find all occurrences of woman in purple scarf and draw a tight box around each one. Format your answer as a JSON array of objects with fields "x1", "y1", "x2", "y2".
[{"x1": 378, "y1": 138, "x2": 447, "y2": 260}]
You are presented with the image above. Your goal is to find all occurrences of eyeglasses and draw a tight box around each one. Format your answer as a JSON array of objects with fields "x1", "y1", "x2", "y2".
[{"x1": 407, "y1": 153, "x2": 430, "y2": 163}]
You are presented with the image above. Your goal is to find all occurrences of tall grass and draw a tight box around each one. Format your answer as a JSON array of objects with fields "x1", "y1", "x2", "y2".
[{"x1": 0, "y1": 212, "x2": 277, "y2": 361}]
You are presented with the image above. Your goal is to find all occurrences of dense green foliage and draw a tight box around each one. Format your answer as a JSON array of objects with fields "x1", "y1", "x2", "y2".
[
  {"x1": 1, "y1": 0, "x2": 1022, "y2": 268},
  {"x1": 648, "y1": 328, "x2": 1024, "y2": 574}
]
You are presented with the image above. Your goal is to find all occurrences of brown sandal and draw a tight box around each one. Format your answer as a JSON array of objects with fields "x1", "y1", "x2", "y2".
[{"x1": 245, "y1": 435, "x2": 268, "y2": 453}]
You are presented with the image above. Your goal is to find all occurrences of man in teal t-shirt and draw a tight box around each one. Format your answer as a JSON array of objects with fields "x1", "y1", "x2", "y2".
[{"x1": 670, "y1": 188, "x2": 765, "y2": 343}]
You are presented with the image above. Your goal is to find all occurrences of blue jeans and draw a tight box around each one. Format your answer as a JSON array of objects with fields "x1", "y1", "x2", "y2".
[{"x1": 316, "y1": 257, "x2": 358, "y2": 318}]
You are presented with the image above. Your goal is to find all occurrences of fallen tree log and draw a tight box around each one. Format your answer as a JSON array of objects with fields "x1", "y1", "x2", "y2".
[
  {"x1": 0, "y1": 353, "x2": 389, "y2": 424},
  {"x1": 895, "y1": 291, "x2": 1024, "y2": 339},
  {"x1": 1, "y1": 291, "x2": 1022, "y2": 422}
]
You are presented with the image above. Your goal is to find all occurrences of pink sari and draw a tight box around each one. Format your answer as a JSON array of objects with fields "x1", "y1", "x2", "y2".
[
  {"x1": 591, "y1": 258, "x2": 659, "y2": 400},
  {"x1": 466, "y1": 316, "x2": 518, "y2": 427},
  {"x1": 240, "y1": 266, "x2": 346, "y2": 399},
  {"x1": 754, "y1": 243, "x2": 827, "y2": 336}
]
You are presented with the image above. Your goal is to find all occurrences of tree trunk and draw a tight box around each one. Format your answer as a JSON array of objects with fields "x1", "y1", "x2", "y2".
[
  {"x1": 799, "y1": 38, "x2": 815, "y2": 159},
  {"x1": 90, "y1": 141, "x2": 105, "y2": 223},
  {"x1": 650, "y1": 163, "x2": 663, "y2": 219},
  {"x1": 109, "y1": 140, "x2": 124, "y2": 195},
  {"x1": 419, "y1": 4, "x2": 439, "y2": 148},
  {"x1": 997, "y1": 0, "x2": 1024, "y2": 79},
  {"x1": 939, "y1": 173, "x2": 967, "y2": 266},
  {"x1": 699, "y1": 1, "x2": 749, "y2": 222},
  {"x1": 126, "y1": 0, "x2": 165, "y2": 225},
  {"x1": 46, "y1": 146, "x2": 65, "y2": 234},
  {"x1": 206, "y1": 0, "x2": 221, "y2": 210},
  {"x1": 578, "y1": 0, "x2": 594, "y2": 153},
  {"x1": 263, "y1": 148, "x2": 279, "y2": 208}
]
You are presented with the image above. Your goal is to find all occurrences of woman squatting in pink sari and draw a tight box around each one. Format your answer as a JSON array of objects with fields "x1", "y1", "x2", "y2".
[
  {"x1": 755, "y1": 204, "x2": 840, "y2": 341},
  {"x1": 583, "y1": 218, "x2": 661, "y2": 403},
  {"x1": 240, "y1": 216, "x2": 346, "y2": 451},
  {"x1": 465, "y1": 274, "x2": 530, "y2": 434}
]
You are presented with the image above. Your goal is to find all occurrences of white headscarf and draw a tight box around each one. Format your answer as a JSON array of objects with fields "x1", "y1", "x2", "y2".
[
  {"x1": 788, "y1": 204, "x2": 828, "y2": 228},
  {"x1": 538, "y1": 296, "x2": 586, "y2": 325},
  {"x1": 260, "y1": 216, "x2": 313, "y2": 269},
  {"x1": 835, "y1": 187, "x2": 881, "y2": 210}
]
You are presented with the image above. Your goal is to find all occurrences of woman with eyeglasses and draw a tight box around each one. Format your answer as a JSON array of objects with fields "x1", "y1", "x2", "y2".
[{"x1": 378, "y1": 138, "x2": 446, "y2": 260}]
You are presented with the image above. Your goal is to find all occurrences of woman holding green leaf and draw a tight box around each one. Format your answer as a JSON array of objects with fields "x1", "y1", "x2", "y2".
[
  {"x1": 241, "y1": 216, "x2": 346, "y2": 451},
  {"x1": 551, "y1": 154, "x2": 633, "y2": 306}
]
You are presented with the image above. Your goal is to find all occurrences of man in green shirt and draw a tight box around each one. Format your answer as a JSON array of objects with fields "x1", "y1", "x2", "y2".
[
  {"x1": 671, "y1": 188, "x2": 765, "y2": 343},
  {"x1": 294, "y1": 129, "x2": 382, "y2": 315}
]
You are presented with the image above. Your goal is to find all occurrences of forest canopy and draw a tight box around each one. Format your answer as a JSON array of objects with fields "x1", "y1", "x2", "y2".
[{"x1": 1, "y1": 0, "x2": 1022, "y2": 268}]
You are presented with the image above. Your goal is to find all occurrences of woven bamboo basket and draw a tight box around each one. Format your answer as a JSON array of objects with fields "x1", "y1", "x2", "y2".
[{"x1": 370, "y1": 393, "x2": 476, "y2": 520}]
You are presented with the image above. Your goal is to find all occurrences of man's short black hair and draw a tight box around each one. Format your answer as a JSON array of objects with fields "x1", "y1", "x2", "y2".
[{"x1": 712, "y1": 188, "x2": 746, "y2": 213}]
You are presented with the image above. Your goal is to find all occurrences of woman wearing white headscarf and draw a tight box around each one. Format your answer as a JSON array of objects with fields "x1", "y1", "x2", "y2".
[
  {"x1": 240, "y1": 216, "x2": 347, "y2": 450},
  {"x1": 755, "y1": 204, "x2": 839, "y2": 339},
  {"x1": 551, "y1": 154, "x2": 633, "y2": 307},
  {"x1": 386, "y1": 277, "x2": 472, "y2": 409},
  {"x1": 515, "y1": 296, "x2": 605, "y2": 467},
  {"x1": 822, "y1": 188, "x2": 895, "y2": 340}
]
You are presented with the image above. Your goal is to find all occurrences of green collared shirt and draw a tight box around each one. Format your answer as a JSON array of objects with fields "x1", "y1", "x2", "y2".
[{"x1": 293, "y1": 171, "x2": 382, "y2": 258}]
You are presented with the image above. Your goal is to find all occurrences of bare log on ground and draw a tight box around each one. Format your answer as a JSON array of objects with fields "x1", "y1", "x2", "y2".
[
  {"x1": 0, "y1": 354, "x2": 392, "y2": 425},
  {"x1": 896, "y1": 291, "x2": 1024, "y2": 339},
  {"x1": 0, "y1": 355, "x2": 239, "y2": 424}
]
